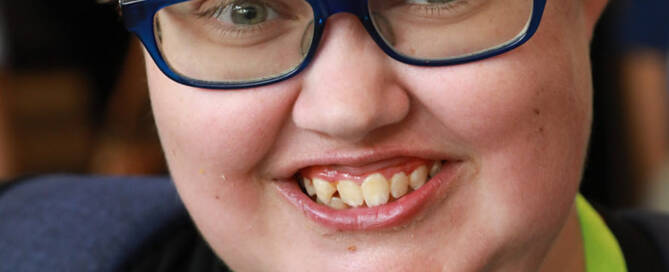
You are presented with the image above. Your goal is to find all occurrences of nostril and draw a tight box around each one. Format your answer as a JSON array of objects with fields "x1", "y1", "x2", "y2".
[
  {"x1": 296, "y1": 106, "x2": 383, "y2": 141},
  {"x1": 292, "y1": 84, "x2": 410, "y2": 142}
]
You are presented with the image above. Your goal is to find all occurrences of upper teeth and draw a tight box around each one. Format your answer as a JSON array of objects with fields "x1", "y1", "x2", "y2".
[
  {"x1": 430, "y1": 161, "x2": 442, "y2": 177},
  {"x1": 409, "y1": 165, "x2": 428, "y2": 190},
  {"x1": 390, "y1": 172, "x2": 409, "y2": 199},
  {"x1": 302, "y1": 177, "x2": 316, "y2": 197},
  {"x1": 361, "y1": 173, "x2": 390, "y2": 207},
  {"x1": 337, "y1": 180, "x2": 364, "y2": 207},
  {"x1": 313, "y1": 177, "x2": 336, "y2": 205},
  {"x1": 300, "y1": 161, "x2": 443, "y2": 209}
]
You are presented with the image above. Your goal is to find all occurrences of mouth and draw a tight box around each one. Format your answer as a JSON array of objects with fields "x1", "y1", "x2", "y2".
[{"x1": 274, "y1": 156, "x2": 462, "y2": 231}]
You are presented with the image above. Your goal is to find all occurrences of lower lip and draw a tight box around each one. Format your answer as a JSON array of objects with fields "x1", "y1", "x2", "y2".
[{"x1": 274, "y1": 161, "x2": 462, "y2": 231}]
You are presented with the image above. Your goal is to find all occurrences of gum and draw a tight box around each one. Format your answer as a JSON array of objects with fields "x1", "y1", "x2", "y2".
[{"x1": 299, "y1": 158, "x2": 434, "y2": 184}]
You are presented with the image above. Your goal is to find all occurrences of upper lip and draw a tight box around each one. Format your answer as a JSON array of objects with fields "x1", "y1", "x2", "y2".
[{"x1": 271, "y1": 147, "x2": 460, "y2": 180}]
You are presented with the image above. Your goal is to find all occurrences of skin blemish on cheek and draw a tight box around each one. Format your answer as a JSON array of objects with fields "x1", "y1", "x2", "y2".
[
  {"x1": 347, "y1": 245, "x2": 357, "y2": 252},
  {"x1": 215, "y1": 195, "x2": 221, "y2": 200},
  {"x1": 532, "y1": 105, "x2": 546, "y2": 135},
  {"x1": 221, "y1": 174, "x2": 227, "y2": 181}
]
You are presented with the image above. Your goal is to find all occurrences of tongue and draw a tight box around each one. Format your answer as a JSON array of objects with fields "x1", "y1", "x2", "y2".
[{"x1": 300, "y1": 158, "x2": 431, "y2": 184}]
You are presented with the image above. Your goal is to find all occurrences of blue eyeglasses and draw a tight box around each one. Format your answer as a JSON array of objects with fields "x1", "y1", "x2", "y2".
[{"x1": 121, "y1": 0, "x2": 546, "y2": 89}]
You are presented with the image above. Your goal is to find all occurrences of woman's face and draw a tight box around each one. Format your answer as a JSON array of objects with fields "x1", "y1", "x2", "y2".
[{"x1": 146, "y1": 0, "x2": 599, "y2": 270}]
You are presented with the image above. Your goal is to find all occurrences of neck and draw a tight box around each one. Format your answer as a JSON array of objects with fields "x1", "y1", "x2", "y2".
[{"x1": 539, "y1": 205, "x2": 585, "y2": 272}]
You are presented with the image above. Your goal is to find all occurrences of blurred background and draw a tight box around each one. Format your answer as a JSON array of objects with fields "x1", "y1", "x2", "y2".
[
  {"x1": 0, "y1": 0, "x2": 666, "y2": 211},
  {"x1": 0, "y1": 0, "x2": 165, "y2": 179}
]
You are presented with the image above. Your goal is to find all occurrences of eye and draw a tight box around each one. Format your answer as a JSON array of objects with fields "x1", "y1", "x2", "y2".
[{"x1": 213, "y1": 0, "x2": 279, "y2": 26}]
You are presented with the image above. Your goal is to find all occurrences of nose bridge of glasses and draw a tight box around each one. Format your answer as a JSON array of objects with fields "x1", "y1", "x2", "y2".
[{"x1": 316, "y1": 0, "x2": 369, "y2": 19}]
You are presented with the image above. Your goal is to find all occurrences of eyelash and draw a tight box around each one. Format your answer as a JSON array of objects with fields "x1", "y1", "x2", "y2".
[{"x1": 404, "y1": 0, "x2": 472, "y2": 18}]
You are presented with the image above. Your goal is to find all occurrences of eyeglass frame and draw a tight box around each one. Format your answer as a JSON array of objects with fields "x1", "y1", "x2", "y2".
[{"x1": 120, "y1": 0, "x2": 547, "y2": 90}]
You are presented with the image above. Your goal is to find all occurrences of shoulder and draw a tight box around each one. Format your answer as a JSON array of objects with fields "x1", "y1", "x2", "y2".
[
  {"x1": 602, "y1": 208, "x2": 669, "y2": 271},
  {"x1": 618, "y1": 210, "x2": 669, "y2": 260},
  {"x1": 0, "y1": 175, "x2": 189, "y2": 272}
]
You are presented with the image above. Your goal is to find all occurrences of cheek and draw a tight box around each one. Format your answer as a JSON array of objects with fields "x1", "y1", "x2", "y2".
[
  {"x1": 398, "y1": 18, "x2": 592, "y2": 242},
  {"x1": 145, "y1": 61, "x2": 300, "y2": 263},
  {"x1": 401, "y1": 56, "x2": 590, "y2": 155},
  {"x1": 399, "y1": 0, "x2": 591, "y2": 156},
  {"x1": 146, "y1": 61, "x2": 302, "y2": 177}
]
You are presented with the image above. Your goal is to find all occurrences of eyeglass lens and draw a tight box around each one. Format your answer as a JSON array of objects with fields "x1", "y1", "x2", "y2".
[{"x1": 153, "y1": 0, "x2": 533, "y2": 83}]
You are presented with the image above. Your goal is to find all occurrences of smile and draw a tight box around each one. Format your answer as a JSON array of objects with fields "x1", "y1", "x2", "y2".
[
  {"x1": 274, "y1": 156, "x2": 462, "y2": 231},
  {"x1": 299, "y1": 159, "x2": 442, "y2": 209}
]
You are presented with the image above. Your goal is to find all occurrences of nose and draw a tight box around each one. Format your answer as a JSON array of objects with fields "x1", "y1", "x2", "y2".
[{"x1": 292, "y1": 14, "x2": 410, "y2": 142}]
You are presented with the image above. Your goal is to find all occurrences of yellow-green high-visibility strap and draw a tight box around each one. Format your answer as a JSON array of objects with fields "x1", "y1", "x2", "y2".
[{"x1": 576, "y1": 194, "x2": 627, "y2": 272}]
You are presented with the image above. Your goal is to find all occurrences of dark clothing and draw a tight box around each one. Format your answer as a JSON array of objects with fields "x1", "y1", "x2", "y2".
[
  {"x1": 601, "y1": 208, "x2": 669, "y2": 271},
  {"x1": 1, "y1": 175, "x2": 669, "y2": 272}
]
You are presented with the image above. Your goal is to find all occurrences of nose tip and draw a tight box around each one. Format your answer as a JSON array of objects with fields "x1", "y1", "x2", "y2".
[{"x1": 292, "y1": 89, "x2": 410, "y2": 142}]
